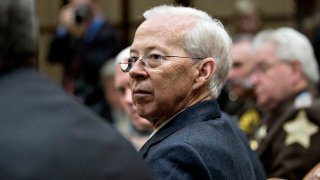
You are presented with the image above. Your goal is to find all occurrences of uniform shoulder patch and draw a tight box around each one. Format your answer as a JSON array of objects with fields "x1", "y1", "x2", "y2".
[{"x1": 283, "y1": 110, "x2": 319, "y2": 149}]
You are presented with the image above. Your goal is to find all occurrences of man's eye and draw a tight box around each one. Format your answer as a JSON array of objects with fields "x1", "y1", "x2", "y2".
[
  {"x1": 128, "y1": 57, "x2": 138, "y2": 63},
  {"x1": 117, "y1": 87, "x2": 125, "y2": 95},
  {"x1": 232, "y1": 62, "x2": 242, "y2": 68},
  {"x1": 147, "y1": 54, "x2": 164, "y2": 61},
  {"x1": 259, "y1": 63, "x2": 271, "y2": 71}
]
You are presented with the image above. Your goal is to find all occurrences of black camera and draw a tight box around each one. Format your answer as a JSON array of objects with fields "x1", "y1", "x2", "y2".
[{"x1": 74, "y1": 5, "x2": 92, "y2": 24}]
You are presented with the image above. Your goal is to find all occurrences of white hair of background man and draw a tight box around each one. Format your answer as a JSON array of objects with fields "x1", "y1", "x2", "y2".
[
  {"x1": 143, "y1": 5, "x2": 232, "y2": 98},
  {"x1": 115, "y1": 46, "x2": 130, "y2": 65},
  {"x1": 100, "y1": 46, "x2": 131, "y2": 81},
  {"x1": 253, "y1": 27, "x2": 319, "y2": 83}
]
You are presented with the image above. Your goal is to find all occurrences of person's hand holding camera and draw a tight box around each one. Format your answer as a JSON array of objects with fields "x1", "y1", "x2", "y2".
[{"x1": 58, "y1": 4, "x2": 91, "y2": 38}]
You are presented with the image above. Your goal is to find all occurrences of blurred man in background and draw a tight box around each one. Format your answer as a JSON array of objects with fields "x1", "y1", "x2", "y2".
[
  {"x1": 48, "y1": 0, "x2": 118, "y2": 121},
  {"x1": 99, "y1": 59, "x2": 128, "y2": 128},
  {"x1": 233, "y1": 0, "x2": 263, "y2": 35},
  {"x1": 114, "y1": 47, "x2": 153, "y2": 149},
  {"x1": 250, "y1": 27, "x2": 320, "y2": 180},
  {"x1": 224, "y1": 34, "x2": 261, "y2": 142},
  {"x1": 0, "y1": 0, "x2": 152, "y2": 179}
]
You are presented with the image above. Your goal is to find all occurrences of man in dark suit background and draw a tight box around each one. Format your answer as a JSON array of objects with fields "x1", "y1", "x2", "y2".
[
  {"x1": 119, "y1": 5, "x2": 265, "y2": 179},
  {"x1": 0, "y1": 0, "x2": 152, "y2": 179}
]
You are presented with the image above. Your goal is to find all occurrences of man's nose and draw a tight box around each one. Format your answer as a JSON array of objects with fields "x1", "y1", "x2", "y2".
[
  {"x1": 228, "y1": 69, "x2": 237, "y2": 80},
  {"x1": 129, "y1": 60, "x2": 148, "y2": 79},
  {"x1": 249, "y1": 72, "x2": 259, "y2": 86}
]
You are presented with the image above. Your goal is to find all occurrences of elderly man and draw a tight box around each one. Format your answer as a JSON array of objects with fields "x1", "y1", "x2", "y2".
[
  {"x1": 250, "y1": 27, "x2": 320, "y2": 179},
  {"x1": 0, "y1": 0, "x2": 152, "y2": 179},
  {"x1": 119, "y1": 5, "x2": 265, "y2": 179}
]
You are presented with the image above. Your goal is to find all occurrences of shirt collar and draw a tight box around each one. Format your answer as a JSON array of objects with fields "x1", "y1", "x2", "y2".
[{"x1": 148, "y1": 109, "x2": 186, "y2": 139}]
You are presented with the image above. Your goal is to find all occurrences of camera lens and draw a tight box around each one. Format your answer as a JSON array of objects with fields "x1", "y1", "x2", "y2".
[{"x1": 74, "y1": 5, "x2": 92, "y2": 24}]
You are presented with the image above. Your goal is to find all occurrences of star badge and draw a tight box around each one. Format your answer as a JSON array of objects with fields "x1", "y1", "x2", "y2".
[{"x1": 283, "y1": 110, "x2": 319, "y2": 149}]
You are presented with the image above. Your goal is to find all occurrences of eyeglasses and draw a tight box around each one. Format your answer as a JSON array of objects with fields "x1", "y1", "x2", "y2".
[
  {"x1": 252, "y1": 61, "x2": 290, "y2": 75},
  {"x1": 119, "y1": 54, "x2": 203, "y2": 72}
]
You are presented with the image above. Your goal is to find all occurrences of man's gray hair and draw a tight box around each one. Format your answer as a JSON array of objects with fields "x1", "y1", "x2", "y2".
[
  {"x1": 115, "y1": 46, "x2": 130, "y2": 64},
  {"x1": 100, "y1": 46, "x2": 130, "y2": 86},
  {"x1": 143, "y1": 5, "x2": 232, "y2": 98},
  {"x1": 0, "y1": 0, "x2": 38, "y2": 69},
  {"x1": 253, "y1": 27, "x2": 319, "y2": 83}
]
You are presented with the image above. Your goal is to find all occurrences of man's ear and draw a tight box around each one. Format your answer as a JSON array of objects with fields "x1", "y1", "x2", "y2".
[
  {"x1": 193, "y1": 58, "x2": 216, "y2": 90},
  {"x1": 289, "y1": 60, "x2": 303, "y2": 81}
]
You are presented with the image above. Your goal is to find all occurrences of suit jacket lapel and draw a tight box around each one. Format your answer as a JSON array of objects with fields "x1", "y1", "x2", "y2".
[{"x1": 139, "y1": 100, "x2": 221, "y2": 158}]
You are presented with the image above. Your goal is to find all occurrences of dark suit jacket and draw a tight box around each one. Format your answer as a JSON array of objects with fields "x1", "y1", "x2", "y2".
[
  {"x1": 139, "y1": 100, "x2": 257, "y2": 179},
  {"x1": 0, "y1": 68, "x2": 152, "y2": 180},
  {"x1": 222, "y1": 113, "x2": 266, "y2": 180}
]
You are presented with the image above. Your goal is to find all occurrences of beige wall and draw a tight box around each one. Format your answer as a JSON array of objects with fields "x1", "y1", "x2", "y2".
[
  {"x1": 37, "y1": 0, "x2": 63, "y2": 82},
  {"x1": 37, "y1": 0, "x2": 315, "y2": 82}
]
